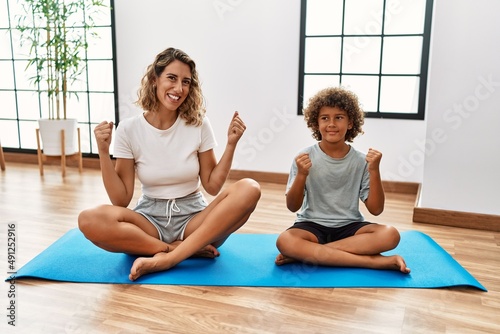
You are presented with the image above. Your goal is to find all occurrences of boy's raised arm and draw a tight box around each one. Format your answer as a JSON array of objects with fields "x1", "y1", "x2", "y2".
[
  {"x1": 364, "y1": 148, "x2": 385, "y2": 216},
  {"x1": 286, "y1": 153, "x2": 311, "y2": 212}
]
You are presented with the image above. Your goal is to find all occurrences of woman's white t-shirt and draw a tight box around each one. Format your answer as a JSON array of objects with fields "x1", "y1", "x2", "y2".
[{"x1": 113, "y1": 114, "x2": 217, "y2": 199}]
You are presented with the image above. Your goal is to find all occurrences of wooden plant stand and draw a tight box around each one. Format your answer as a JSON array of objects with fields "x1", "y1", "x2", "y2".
[
  {"x1": 36, "y1": 128, "x2": 83, "y2": 177},
  {"x1": 0, "y1": 141, "x2": 5, "y2": 171}
]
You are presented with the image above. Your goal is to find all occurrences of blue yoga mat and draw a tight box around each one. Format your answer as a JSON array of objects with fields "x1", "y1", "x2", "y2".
[{"x1": 8, "y1": 229, "x2": 486, "y2": 290}]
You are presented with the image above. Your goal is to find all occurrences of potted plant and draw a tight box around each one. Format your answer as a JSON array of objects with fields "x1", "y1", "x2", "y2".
[{"x1": 17, "y1": 0, "x2": 108, "y2": 156}]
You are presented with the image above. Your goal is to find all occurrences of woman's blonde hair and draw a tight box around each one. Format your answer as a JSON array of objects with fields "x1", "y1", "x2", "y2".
[
  {"x1": 303, "y1": 87, "x2": 364, "y2": 142},
  {"x1": 136, "y1": 48, "x2": 205, "y2": 126}
]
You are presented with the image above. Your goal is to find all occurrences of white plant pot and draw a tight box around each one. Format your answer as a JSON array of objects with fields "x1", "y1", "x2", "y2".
[{"x1": 38, "y1": 118, "x2": 78, "y2": 156}]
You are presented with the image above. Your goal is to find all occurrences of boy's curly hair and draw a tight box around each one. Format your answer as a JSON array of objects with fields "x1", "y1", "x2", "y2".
[
  {"x1": 136, "y1": 47, "x2": 205, "y2": 126},
  {"x1": 303, "y1": 87, "x2": 364, "y2": 142}
]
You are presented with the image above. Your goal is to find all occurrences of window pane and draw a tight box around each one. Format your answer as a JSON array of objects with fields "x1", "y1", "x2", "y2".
[
  {"x1": 64, "y1": 8, "x2": 85, "y2": 27},
  {"x1": 306, "y1": 0, "x2": 343, "y2": 36},
  {"x1": 14, "y1": 60, "x2": 37, "y2": 90},
  {"x1": 384, "y1": 0, "x2": 426, "y2": 34},
  {"x1": 87, "y1": 60, "x2": 115, "y2": 92},
  {"x1": 379, "y1": 76, "x2": 419, "y2": 113},
  {"x1": 16, "y1": 91, "x2": 41, "y2": 120},
  {"x1": 0, "y1": 30, "x2": 11, "y2": 58},
  {"x1": 0, "y1": 91, "x2": 17, "y2": 118},
  {"x1": 89, "y1": 93, "x2": 115, "y2": 122},
  {"x1": 79, "y1": 123, "x2": 92, "y2": 153},
  {"x1": 65, "y1": 93, "x2": 89, "y2": 122},
  {"x1": 18, "y1": 120, "x2": 38, "y2": 149},
  {"x1": 7, "y1": 0, "x2": 24, "y2": 27},
  {"x1": 0, "y1": 60, "x2": 14, "y2": 88},
  {"x1": 303, "y1": 75, "x2": 340, "y2": 106},
  {"x1": 67, "y1": 69, "x2": 89, "y2": 92},
  {"x1": 0, "y1": 0, "x2": 8, "y2": 28},
  {"x1": 342, "y1": 37, "x2": 381, "y2": 74},
  {"x1": 12, "y1": 29, "x2": 30, "y2": 58},
  {"x1": 0, "y1": 120, "x2": 19, "y2": 147},
  {"x1": 87, "y1": 27, "x2": 113, "y2": 59},
  {"x1": 344, "y1": 0, "x2": 384, "y2": 35},
  {"x1": 382, "y1": 36, "x2": 422, "y2": 74},
  {"x1": 341, "y1": 75, "x2": 379, "y2": 112},
  {"x1": 86, "y1": 0, "x2": 112, "y2": 26},
  {"x1": 305, "y1": 37, "x2": 341, "y2": 73}
]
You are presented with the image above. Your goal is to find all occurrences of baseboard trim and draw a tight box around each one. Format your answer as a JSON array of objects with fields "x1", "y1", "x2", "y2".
[
  {"x1": 228, "y1": 170, "x2": 289, "y2": 185},
  {"x1": 4, "y1": 151, "x2": 102, "y2": 169},
  {"x1": 382, "y1": 180, "x2": 420, "y2": 195},
  {"x1": 229, "y1": 170, "x2": 420, "y2": 195},
  {"x1": 413, "y1": 207, "x2": 500, "y2": 232}
]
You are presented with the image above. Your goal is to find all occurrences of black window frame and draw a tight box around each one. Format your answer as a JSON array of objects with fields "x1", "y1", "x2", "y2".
[{"x1": 297, "y1": 0, "x2": 434, "y2": 120}]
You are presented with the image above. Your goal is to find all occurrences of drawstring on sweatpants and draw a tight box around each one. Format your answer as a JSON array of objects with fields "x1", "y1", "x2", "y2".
[{"x1": 164, "y1": 199, "x2": 180, "y2": 227}]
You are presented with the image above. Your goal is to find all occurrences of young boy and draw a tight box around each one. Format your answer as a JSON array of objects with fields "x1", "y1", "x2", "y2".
[{"x1": 275, "y1": 87, "x2": 410, "y2": 273}]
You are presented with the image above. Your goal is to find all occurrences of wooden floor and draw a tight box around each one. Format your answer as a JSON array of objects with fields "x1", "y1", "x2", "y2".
[{"x1": 0, "y1": 163, "x2": 499, "y2": 333}]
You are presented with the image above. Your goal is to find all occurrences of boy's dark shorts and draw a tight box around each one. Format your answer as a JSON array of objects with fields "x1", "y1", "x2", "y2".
[{"x1": 288, "y1": 221, "x2": 373, "y2": 244}]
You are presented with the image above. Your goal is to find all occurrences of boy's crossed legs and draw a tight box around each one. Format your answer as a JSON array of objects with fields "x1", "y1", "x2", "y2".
[{"x1": 275, "y1": 222, "x2": 410, "y2": 273}]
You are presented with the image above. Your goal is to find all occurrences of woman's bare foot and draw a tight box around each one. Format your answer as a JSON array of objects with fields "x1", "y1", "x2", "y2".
[
  {"x1": 168, "y1": 241, "x2": 220, "y2": 258},
  {"x1": 129, "y1": 244, "x2": 221, "y2": 281},
  {"x1": 275, "y1": 253, "x2": 297, "y2": 266},
  {"x1": 192, "y1": 244, "x2": 220, "y2": 258},
  {"x1": 129, "y1": 252, "x2": 173, "y2": 281}
]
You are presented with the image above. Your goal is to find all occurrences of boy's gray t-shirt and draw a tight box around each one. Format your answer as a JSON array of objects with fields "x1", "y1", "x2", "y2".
[{"x1": 286, "y1": 144, "x2": 370, "y2": 228}]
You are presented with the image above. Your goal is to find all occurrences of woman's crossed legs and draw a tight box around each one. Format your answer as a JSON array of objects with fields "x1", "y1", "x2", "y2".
[{"x1": 78, "y1": 178, "x2": 261, "y2": 280}]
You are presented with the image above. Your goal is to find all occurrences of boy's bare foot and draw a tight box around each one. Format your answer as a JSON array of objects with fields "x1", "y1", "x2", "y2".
[
  {"x1": 376, "y1": 255, "x2": 411, "y2": 273},
  {"x1": 393, "y1": 255, "x2": 411, "y2": 273},
  {"x1": 275, "y1": 253, "x2": 297, "y2": 266},
  {"x1": 275, "y1": 252, "x2": 410, "y2": 274}
]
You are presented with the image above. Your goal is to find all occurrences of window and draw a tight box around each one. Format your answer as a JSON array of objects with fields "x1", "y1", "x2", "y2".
[
  {"x1": 0, "y1": 0, "x2": 117, "y2": 155},
  {"x1": 298, "y1": 0, "x2": 433, "y2": 119}
]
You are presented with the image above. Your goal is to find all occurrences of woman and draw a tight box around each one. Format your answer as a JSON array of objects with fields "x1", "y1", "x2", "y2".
[{"x1": 78, "y1": 47, "x2": 261, "y2": 281}]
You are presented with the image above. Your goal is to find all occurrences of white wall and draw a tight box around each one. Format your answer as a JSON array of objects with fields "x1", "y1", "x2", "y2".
[
  {"x1": 113, "y1": 0, "x2": 426, "y2": 183},
  {"x1": 419, "y1": 0, "x2": 500, "y2": 215}
]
